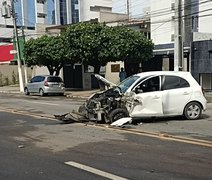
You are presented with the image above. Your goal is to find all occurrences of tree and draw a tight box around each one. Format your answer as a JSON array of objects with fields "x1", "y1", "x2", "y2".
[
  {"x1": 64, "y1": 22, "x2": 154, "y2": 73},
  {"x1": 24, "y1": 35, "x2": 72, "y2": 76},
  {"x1": 110, "y1": 25, "x2": 154, "y2": 63},
  {"x1": 64, "y1": 22, "x2": 111, "y2": 73}
]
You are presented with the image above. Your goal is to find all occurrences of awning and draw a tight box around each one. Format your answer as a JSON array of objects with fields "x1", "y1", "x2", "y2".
[{"x1": 0, "y1": 44, "x2": 14, "y2": 63}]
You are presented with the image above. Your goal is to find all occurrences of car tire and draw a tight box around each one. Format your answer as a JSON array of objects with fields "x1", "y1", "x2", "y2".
[
  {"x1": 108, "y1": 108, "x2": 129, "y2": 123},
  {"x1": 184, "y1": 102, "x2": 202, "y2": 120},
  {"x1": 24, "y1": 88, "x2": 29, "y2": 95},
  {"x1": 39, "y1": 89, "x2": 45, "y2": 96}
]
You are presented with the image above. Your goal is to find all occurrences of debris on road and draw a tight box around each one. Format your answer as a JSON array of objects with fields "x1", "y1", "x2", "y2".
[{"x1": 110, "y1": 117, "x2": 132, "y2": 127}]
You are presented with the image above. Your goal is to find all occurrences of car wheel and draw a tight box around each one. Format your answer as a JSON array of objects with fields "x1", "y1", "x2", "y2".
[
  {"x1": 184, "y1": 102, "x2": 202, "y2": 120},
  {"x1": 39, "y1": 89, "x2": 45, "y2": 96},
  {"x1": 24, "y1": 88, "x2": 29, "y2": 95},
  {"x1": 108, "y1": 108, "x2": 129, "y2": 123}
]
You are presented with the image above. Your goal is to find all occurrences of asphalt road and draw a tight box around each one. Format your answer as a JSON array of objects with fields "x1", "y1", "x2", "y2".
[
  {"x1": 0, "y1": 93, "x2": 212, "y2": 141},
  {"x1": 0, "y1": 111, "x2": 212, "y2": 180},
  {"x1": 0, "y1": 93, "x2": 212, "y2": 179}
]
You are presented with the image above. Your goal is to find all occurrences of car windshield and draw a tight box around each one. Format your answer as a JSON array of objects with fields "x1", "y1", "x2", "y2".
[{"x1": 118, "y1": 75, "x2": 140, "y2": 93}]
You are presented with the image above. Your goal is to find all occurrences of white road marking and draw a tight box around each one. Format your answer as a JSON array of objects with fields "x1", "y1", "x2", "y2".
[
  {"x1": 64, "y1": 161, "x2": 128, "y2": 180},
  {"x1": 24, "y1": 100, "x2": 59, "y2": 106}
]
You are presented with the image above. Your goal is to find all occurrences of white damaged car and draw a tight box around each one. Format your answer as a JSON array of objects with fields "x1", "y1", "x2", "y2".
[{"x1": 78, "y1": 71, "x2": 207, "y2": 123}]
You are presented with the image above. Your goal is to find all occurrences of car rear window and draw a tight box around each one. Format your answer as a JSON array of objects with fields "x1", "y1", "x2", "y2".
[
  {"x1": 164, "y1": 75, "x2": 190, "y2": 90},
  {"x1": 47, "y1": 76, "x2": 63, "y2": 82}
]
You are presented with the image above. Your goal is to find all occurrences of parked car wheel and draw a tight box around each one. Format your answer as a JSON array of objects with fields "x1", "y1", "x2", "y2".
[
  {"x1": 108, "y1": 108, "x2": 129, "y2": 123},
  {"x1": 24, "y1": 88, "x2": 29, "y2": 95},
  {"x1": 184, "y1": 102, "x2": 202, "y2": 120},
  {"x1": 39, "y1": 89, "x2": 45, "y2": 96}
]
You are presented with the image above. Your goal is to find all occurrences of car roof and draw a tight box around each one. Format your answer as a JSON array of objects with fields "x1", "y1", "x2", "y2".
[
  {"x1": 133, "y1": 71, "x2": 199, "y2": 86},
  {"x1": 135, "y1": 71, "x2": 191, "y2": 77}
]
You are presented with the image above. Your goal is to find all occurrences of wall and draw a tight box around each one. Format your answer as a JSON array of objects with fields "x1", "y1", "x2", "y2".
[
  {"x1": 151, "y1": 0, "x2": 174, "y2": 45},
  {"x1": 79, "y1": 0, "x2": 112, "y2": 22},
  {"x1": 198, "y1": 1, "x2": 212, "y2": 33},
  {"x1": 105, "y1": 61, "x2": 124, "y2": 84},
  {"x1": 191, "y1": 40, "x2": 212, "y2": 84},
  {"x1": 0, "y1": 64, "x2": 32, "y2": 86}
]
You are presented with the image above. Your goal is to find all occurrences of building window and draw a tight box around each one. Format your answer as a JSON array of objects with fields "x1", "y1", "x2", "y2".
[
  {"x1": 71, "y1": 0, "x2": 79, "y2": 23},
  {"x1": 60, "y1": 0, "x2": 67, "y2": 25},
  {"x1": 37, "y1": 0, "x2": 46, "y2": 4},
  {"x1": 37, "y1": 13, "x2": 46, "y2": 18}
]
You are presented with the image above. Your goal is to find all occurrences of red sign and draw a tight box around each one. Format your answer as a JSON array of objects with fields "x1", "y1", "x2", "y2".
[{"x1": 0, "y1": 44, "x2": 14, "y2": 63}]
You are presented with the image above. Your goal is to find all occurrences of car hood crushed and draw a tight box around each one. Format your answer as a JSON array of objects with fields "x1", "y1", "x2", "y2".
[{"x1": 55, "y1": 74, "x2": 134, "y2": 126}]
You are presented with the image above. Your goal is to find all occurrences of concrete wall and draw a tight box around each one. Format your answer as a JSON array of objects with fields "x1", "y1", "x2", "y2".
[
  {"x1": 199, "y1": 1, "x2": 212, "y2": 33},
  {"x1": 105, "y1": 61, "x2": 124, "y2": 84},
  {"x1": 0, "y1": 64, "x2": 32, "y2": 86},
  {"x1": 193, "y1": 32, "x2": 212, "y2": 41},
  {"x1": 151, "y1": 0, "x2": 174, "y2": 45},
  {"x1": 79, "y1": 0, "x2": 112, "y2": 22},
  {"x1": 191, "y1": 40, "x2": 212, "y2": 83}
]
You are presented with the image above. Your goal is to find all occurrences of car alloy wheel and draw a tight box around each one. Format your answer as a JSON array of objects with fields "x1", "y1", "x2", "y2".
[
  {"x1": 24, "y1": 88, "x2": 29, "y2": 95},
  {"x1": 39, "y1": 89, "x2": 45, "y2": 96},
  {"x1": 184, "y1": 102, "x2": 202, "y2": 120}
]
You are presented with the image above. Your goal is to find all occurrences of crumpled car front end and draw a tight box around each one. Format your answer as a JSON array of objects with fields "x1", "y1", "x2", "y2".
[{"x1": 78, "y1": 86, "x2": 128, "y2": 123}]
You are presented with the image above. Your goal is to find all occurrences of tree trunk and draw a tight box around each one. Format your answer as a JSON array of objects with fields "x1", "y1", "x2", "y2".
[
  {"x1": 55, "y1": 64, "x2": 63, "y2": 76},
  {"x1": 47, "y1": 66, "x2": 54, "y2": 75},
  {"x1": 94, "y1": 65, "x2": 101, "y2": 74}
]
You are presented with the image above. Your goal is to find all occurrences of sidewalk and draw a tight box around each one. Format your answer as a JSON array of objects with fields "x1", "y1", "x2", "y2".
[{"x1": 0, "y1": 85, "x2": 99, "y2": 99}]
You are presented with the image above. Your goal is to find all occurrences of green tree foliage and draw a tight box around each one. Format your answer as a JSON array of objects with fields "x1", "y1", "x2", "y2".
[
  {"x1": 24, "y1": 35, "x2": 70, "y2": 75},
  {"x1": 64, "y1": 22, "x2": 154, "y2": 73},
  {"x1": 110, "y1": 25, "x2": 154, "y2": 63},
  {"x1": 24, "y1": 22, "x2": 154, "y2": 75}
]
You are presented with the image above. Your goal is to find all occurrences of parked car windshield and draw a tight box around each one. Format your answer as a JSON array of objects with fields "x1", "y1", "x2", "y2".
[{"x1": 118, "y1": 75, "x2": 140, "y2": 93}]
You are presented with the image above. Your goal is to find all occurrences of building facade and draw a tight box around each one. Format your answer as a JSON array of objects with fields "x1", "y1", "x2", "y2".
[
  {"x1": 150, "y1": 0, "x2": 212, "y2": 90},
  {"x1": 0, "y1": 0, "x2": 113, "y2": 63}
]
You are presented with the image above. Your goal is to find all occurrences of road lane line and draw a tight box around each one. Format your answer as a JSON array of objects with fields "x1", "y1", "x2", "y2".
[
  {"x1": 64, "y1": 161, "x2": 128, "y2": 180},
  {"x1": 24, "y1": 100, "x2": 59, "y2": 106}
]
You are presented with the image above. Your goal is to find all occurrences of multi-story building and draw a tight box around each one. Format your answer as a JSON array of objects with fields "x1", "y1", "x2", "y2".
[
  {"x1": 0, "y1": 0, "x2": 113, "y2": 62},
  {"x1": 150, "y1": 0, "x2": 212, "y2": 90}
]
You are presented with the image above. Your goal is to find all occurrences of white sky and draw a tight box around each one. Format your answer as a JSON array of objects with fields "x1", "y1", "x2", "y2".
[{"x1": 112, "y1": 0, "x2": 150, "y2": 18}]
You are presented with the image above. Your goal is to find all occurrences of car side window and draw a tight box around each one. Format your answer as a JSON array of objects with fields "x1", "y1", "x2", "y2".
[
  {"x1": 40, "y1": 76, "x2": 45, "y2": 82},
  {"x1": 135, "y1": 76, "x2": 160, "y2": 93},
  {"x1": 163, "y1": 76, "x2": 190, "y2": 90},
  {"x1": 30, "y1": 76, "x2": 38, "y2": 83}
]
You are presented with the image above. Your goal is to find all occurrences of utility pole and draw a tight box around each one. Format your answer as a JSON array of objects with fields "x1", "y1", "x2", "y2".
[
  {"x1": 174, "y1": 0, "x2": 183, "y2": 71},
  {"x1": 21, "y1": 26, "x2": 28, "y2": 84},
  {"x1": 11, "y1": 0, "x2": 24, "y2": 92},
  {"x1": 127, "y1": 0, "x2": 130, "y2": 21}
]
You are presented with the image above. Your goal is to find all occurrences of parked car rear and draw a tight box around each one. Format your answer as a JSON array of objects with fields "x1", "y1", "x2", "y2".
[{"x1": 24, "y1": 75, "x2": 65, "y2": 96}]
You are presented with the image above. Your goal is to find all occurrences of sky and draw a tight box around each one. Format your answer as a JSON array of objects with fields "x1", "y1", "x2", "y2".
[{"x1": 112, "y1": 0, "x2": 151, "y2": 19}]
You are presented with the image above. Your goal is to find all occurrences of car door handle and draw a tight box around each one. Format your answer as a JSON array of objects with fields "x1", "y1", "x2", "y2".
[
  {"x1": 183, "y1": 92, "x2": 189, "y2": 95},
  {"x1": 153, "y1": 96, "x2": 160, "y2": 99}
]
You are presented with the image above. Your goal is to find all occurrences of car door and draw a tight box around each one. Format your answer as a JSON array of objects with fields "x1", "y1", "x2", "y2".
[
  {"x1": 161, "y1": 75, "x2": 192, "y2": 115},
  {"x1": 128, "y1": 76, "x2": 163, "y2": 118},
  {"x1": 34, "y1": 76, "x2": 44, "y2": 93},
  {"x1": 27, "y1": 76, "x2": 38, "y2": 93}
]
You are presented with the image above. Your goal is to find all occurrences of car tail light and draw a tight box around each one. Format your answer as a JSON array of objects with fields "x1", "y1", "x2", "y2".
[{"x1": 44, "y1": 81, "x2": 49, "y2": 86}]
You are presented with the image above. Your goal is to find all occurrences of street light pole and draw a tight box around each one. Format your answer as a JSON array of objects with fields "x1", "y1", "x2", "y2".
[{"x1": 11, "y1": 0, "x2": 24, "y2": 92}]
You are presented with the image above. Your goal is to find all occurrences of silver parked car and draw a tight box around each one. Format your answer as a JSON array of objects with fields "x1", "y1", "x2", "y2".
[{"x1": 24, "y1": 75, "x2": 65, "y2": 96}]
